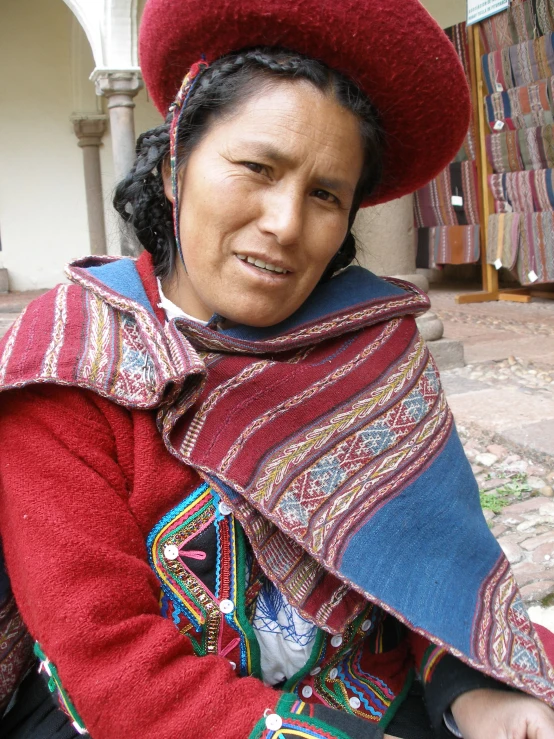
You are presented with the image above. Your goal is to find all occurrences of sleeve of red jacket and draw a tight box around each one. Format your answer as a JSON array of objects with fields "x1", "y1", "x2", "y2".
[{"x1": 0, "y1": 385, "x2": 378, "y2": 739}]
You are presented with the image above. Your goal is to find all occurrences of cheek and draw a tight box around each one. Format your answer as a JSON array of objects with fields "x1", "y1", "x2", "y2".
[{"x1": 306, "y1": 217, "x2": 348, "y2": 270}]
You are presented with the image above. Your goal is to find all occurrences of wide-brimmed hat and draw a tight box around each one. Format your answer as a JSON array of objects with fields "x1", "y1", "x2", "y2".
[{"x1": 139, "y1": 0, "x2": 471, "y2": 206}]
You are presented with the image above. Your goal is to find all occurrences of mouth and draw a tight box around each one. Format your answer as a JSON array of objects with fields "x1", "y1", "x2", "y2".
[{"x1": 236, "y1": 253, "x2": 291, "y2": 275}]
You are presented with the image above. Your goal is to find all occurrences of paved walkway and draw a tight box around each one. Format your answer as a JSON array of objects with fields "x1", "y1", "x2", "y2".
[{"x1": 2, "y1": 284, "x2": 554, "y2": 625}]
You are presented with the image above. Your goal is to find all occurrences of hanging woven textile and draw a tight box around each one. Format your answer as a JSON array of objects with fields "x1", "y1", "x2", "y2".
[
  {"x1": 518, "y1": 126, "x2": 548, "y2": 169},
  {"x1": 489, "y1": 171, "x2": 536, "y2": 212},
  {"x1": 510, "y1": 0, "x2": 539, "y2": 42},
  {"x1": 416, "y1": 228, "x2": 436, "y2": 269},
  {"x1": 518, "y1": 211, "x2": 554, "y2": 282},
  {"x1": 486, "y1": 90, "x2": 517, "y2": 131},
  {"x1": 535, "y1": 33, "x2": 554, "y2": 78},
  {"x1": 480, "y1": 10, "x2": 515, "y2": 52},
  {"x1": 416, "y1": 226, "x2": 480, "y2": 268},
  {"x1": 536, "y1": 0, "x2": 554, "y2": 35},
  {"x1": 486, "y1": 212, "x2": 521, "y2": 269},
  {"x1": 531, "y1": 167, "x2": 554, "y2": 208},
  {"x1": 486, "y1": 129, "x2": 525, "y2": 172},
  {"x1": 540, "y1": 122, "x2": 554, "y2": 165},
  {"x1": 445, "y1": 22, "x2": 478, "y2": 162},
  {"x1": 510, "y1": 39, "x2": 541, "y2": 87},
  {"x1": 483, "y1": 48, "x2": 516, "y2": 93},
  {"x1": 427, "y1": 225, "x2": 481, "y2": 266},
  {"x1": 414, "y1": 162, "x2": 479, "y2": 228},
  {"x1": 519, "y1": 78, "x2": 554, "y2": 126}
]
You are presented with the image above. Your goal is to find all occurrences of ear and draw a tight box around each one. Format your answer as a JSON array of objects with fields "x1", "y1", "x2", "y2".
[{"x1": 161, "y1": 156, "x2": 174, "y2": 203}]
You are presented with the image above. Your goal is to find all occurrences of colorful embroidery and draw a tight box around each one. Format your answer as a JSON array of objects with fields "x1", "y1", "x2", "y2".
[
  {"x1": 285, "y1": 609, "x2": 399, "y2": 724},
  {"x1": 147, "y1": 484, "x2": 261, "y2": 676},
  {"x1": 34, "y1": 643, "x2": 87, "y2": 735}
]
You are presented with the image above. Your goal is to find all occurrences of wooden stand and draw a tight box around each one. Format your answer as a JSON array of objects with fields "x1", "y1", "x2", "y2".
[{"x1": 455, "y1": 23, "x2": 554, "y2": 304}]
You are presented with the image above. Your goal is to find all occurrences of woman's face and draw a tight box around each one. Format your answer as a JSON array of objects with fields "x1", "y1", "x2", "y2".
[{"x1": 163, "y1": 79, "x2": 365, "y2": 327}]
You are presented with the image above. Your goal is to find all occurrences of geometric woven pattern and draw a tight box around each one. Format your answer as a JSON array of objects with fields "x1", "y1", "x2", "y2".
[{"x1": 1, "y1": 254, "x2": 553, "y2": 708}]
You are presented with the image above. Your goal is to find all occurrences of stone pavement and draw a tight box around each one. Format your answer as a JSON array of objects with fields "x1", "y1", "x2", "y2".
[{"x1": 2, "y1": 283, "x2": 554, "y2": 625}]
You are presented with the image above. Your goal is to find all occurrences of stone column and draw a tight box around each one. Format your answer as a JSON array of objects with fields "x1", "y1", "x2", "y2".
[
  {"x1": 354, "y1": 195, "x2": 464, "y2": 369},
  {"x1": 72, "y1": 115, "x2": 108, "y2": 256},
  {"x1": 93, "y1": 71, "x2": 143, "y2": 256}
]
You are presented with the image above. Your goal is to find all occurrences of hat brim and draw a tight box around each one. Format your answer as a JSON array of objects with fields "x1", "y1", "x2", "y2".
[{"x1": 139, "y1": 0, "x2": 471, "y2": 206}]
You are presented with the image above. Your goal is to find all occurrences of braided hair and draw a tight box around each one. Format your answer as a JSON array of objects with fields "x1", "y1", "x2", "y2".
[{"x1": 113, "y1": 48, "x2": 384, "y2": 280}]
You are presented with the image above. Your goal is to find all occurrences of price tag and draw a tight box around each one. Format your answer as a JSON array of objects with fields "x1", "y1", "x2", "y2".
[
  {"x1": 494, "y1": 259, "x2": 503, "y2": 270},
  {"x1": 493, "y1": 120, "x2": 505, "y2": 131},
  {"x1": 496, "y1": 82, "x2": 504, "y2": 92},
  {"x1": 528, "y1": 270, "x2": 539, "y2": 283},
  {"x1": 451, "y1": 195, "x2": 464, "y2": 207},
  {"x1": 504, "y1": 202, "x2": 513, "y2": 212}
]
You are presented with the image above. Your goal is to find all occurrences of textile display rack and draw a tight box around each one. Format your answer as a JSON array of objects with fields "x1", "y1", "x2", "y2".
[
  {"x1": 461, "y1": 19, "x2": 554, "y2": 303},
  {"x1": 414, "y1": 4, "x2": 554, "y2": 305}
]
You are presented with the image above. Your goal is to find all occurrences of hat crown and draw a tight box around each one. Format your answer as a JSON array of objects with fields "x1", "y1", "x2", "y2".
[{"x1": 139, "y1": 0, "x2": 471, "y2": 204}]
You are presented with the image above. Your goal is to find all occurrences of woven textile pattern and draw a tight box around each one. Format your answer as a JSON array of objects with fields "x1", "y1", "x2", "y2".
[
  {"x1": 1, "y1": 256, "x2": 554, "y2": 707},
  {"x1": 518, "y1": 211, "x2": 554, "y2": 282},
  {"x1": 483, "y1": 48, "x2": 516, "y2": 94},
  {"x1": 532, "y1": 167, "x2": 554, "y2": 207},
  {"x1": 511, "y1": 0, "x2": 539, "y2": 43},
  {"x1": 0, "y1": 593, "x2": 34, "y2": 714},
  {"x1": 537, "y1": 0, "x2": 554, "y2": 34},
  {"x1": 489, "y1": 171, "x2": 536, "y2": 212},
  {"x1": 486, "y1": 213, "x2": 521, "y2": 269},
  {"x1": 487, "y1": 79, "x2": 554, "y2": 131},
  {"x1": 414, "y1": 162, "x2": 479, "y2": 228},
  {"x1": 473, "y1": 557, "x2": 554, "y2": 700},
  {"x1": 486, "y1": 130, "x2": 525, "y2": 172},
  {"x1": 518, "y1": 126, "x2": 545, "y2": 169},
  {"x1": 446, "y1": 22, "x2": 477, "y2": 162},
  {"x1": 480, "y1": 11, "x2": 515, "y2": 53}
]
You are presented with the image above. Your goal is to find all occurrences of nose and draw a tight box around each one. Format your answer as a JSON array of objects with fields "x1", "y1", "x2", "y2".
[{"x1": 257, "y1": 185, "x2": 304, "y2": 247}]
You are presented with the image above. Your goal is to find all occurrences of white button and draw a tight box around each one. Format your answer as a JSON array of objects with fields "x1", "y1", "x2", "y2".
[
  {"x1": 301, "y1": 686, "x2": 313, "y2": 699},
  {"x1": 219, "y1": 599, "x2": 235, "y2": 614},
  {"x1": 228, "y1": 661, "x2": 237, "y2": 670},
  {"x1": 218, "y1": 501, "x2": 232, "y2": 516},
  {"x1": 265, "y1": 714, "x2": 283, "y2": 731},
  {"x1": 164, "y1": 544, "x2": 179, "y2": 561},
  {"x1": 349, "y1": 696, "x2": 361, "y2": 710},
  {"x1": 330, "y1": 635, "x2": 343, "y2": 648},
  {"x1": 361, "y1": 620, "x2": 372, "y2": 632},
  {"x1": 329, "y1": 668, "x2": 338, "y2": 679},
  {"x1": 310, "y1": 667, "x2": 321, "y2": 676}
]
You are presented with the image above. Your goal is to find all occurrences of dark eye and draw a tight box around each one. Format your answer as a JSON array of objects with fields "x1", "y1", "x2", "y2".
[
  {"x1": 242, "y1": 162, "x2": 265, "y2": 174},
  {"x1": 313, "y1": 189, "x2": 339, "y2": 204}
]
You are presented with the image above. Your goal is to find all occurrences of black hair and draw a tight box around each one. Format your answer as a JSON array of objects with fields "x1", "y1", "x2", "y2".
[{"x1": 113, "y1": 47, "x2": 384, "y2": 280}]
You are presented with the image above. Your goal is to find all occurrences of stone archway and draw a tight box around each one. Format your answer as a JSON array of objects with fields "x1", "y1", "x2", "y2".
[{"x1": 62, "y1": 0, "x2": 143, "y2": 255}]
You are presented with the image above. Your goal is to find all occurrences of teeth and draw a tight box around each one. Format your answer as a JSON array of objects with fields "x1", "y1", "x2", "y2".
[{"x1": 237, "y1": 254, "x2": 288, "y2": 274}]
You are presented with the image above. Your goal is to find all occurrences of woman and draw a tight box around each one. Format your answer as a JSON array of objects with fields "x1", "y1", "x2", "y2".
[{"x1": 1, "y1": 0, "x2": 554, "y2": 737}]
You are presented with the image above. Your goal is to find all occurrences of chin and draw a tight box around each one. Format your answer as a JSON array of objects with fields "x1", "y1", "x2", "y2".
[{"x1": 223, "y1": 305, "x2": 293, "y2": 328}]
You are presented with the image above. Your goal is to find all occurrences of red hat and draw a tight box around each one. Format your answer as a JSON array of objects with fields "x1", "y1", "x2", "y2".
[{"x1": 139, "y1": 0, "x2": 471, "y2": 206}]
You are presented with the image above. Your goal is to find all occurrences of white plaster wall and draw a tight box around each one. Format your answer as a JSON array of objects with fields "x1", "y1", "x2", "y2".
[
  {"x1": 0, "y1": 0, "x2": 88, "y2": 289},
  {"x1": 0, "y1": 0, "x2": 161, "y2": 290}
]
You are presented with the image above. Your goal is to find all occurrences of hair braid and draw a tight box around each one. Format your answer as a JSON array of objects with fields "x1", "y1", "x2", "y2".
[{"x1": 113, "y1": 47, "x2": 384, "y2": 280}]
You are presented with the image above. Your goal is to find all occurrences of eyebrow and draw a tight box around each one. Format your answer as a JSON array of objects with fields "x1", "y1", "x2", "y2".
[{"x1": 233, "y1": 140, "x2": 356, "y2": 196}]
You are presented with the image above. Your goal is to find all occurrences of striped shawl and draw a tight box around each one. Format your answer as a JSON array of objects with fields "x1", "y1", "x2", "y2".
[{"x1": 1, "y1": 255, "x2": 554, "y2": 707}]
